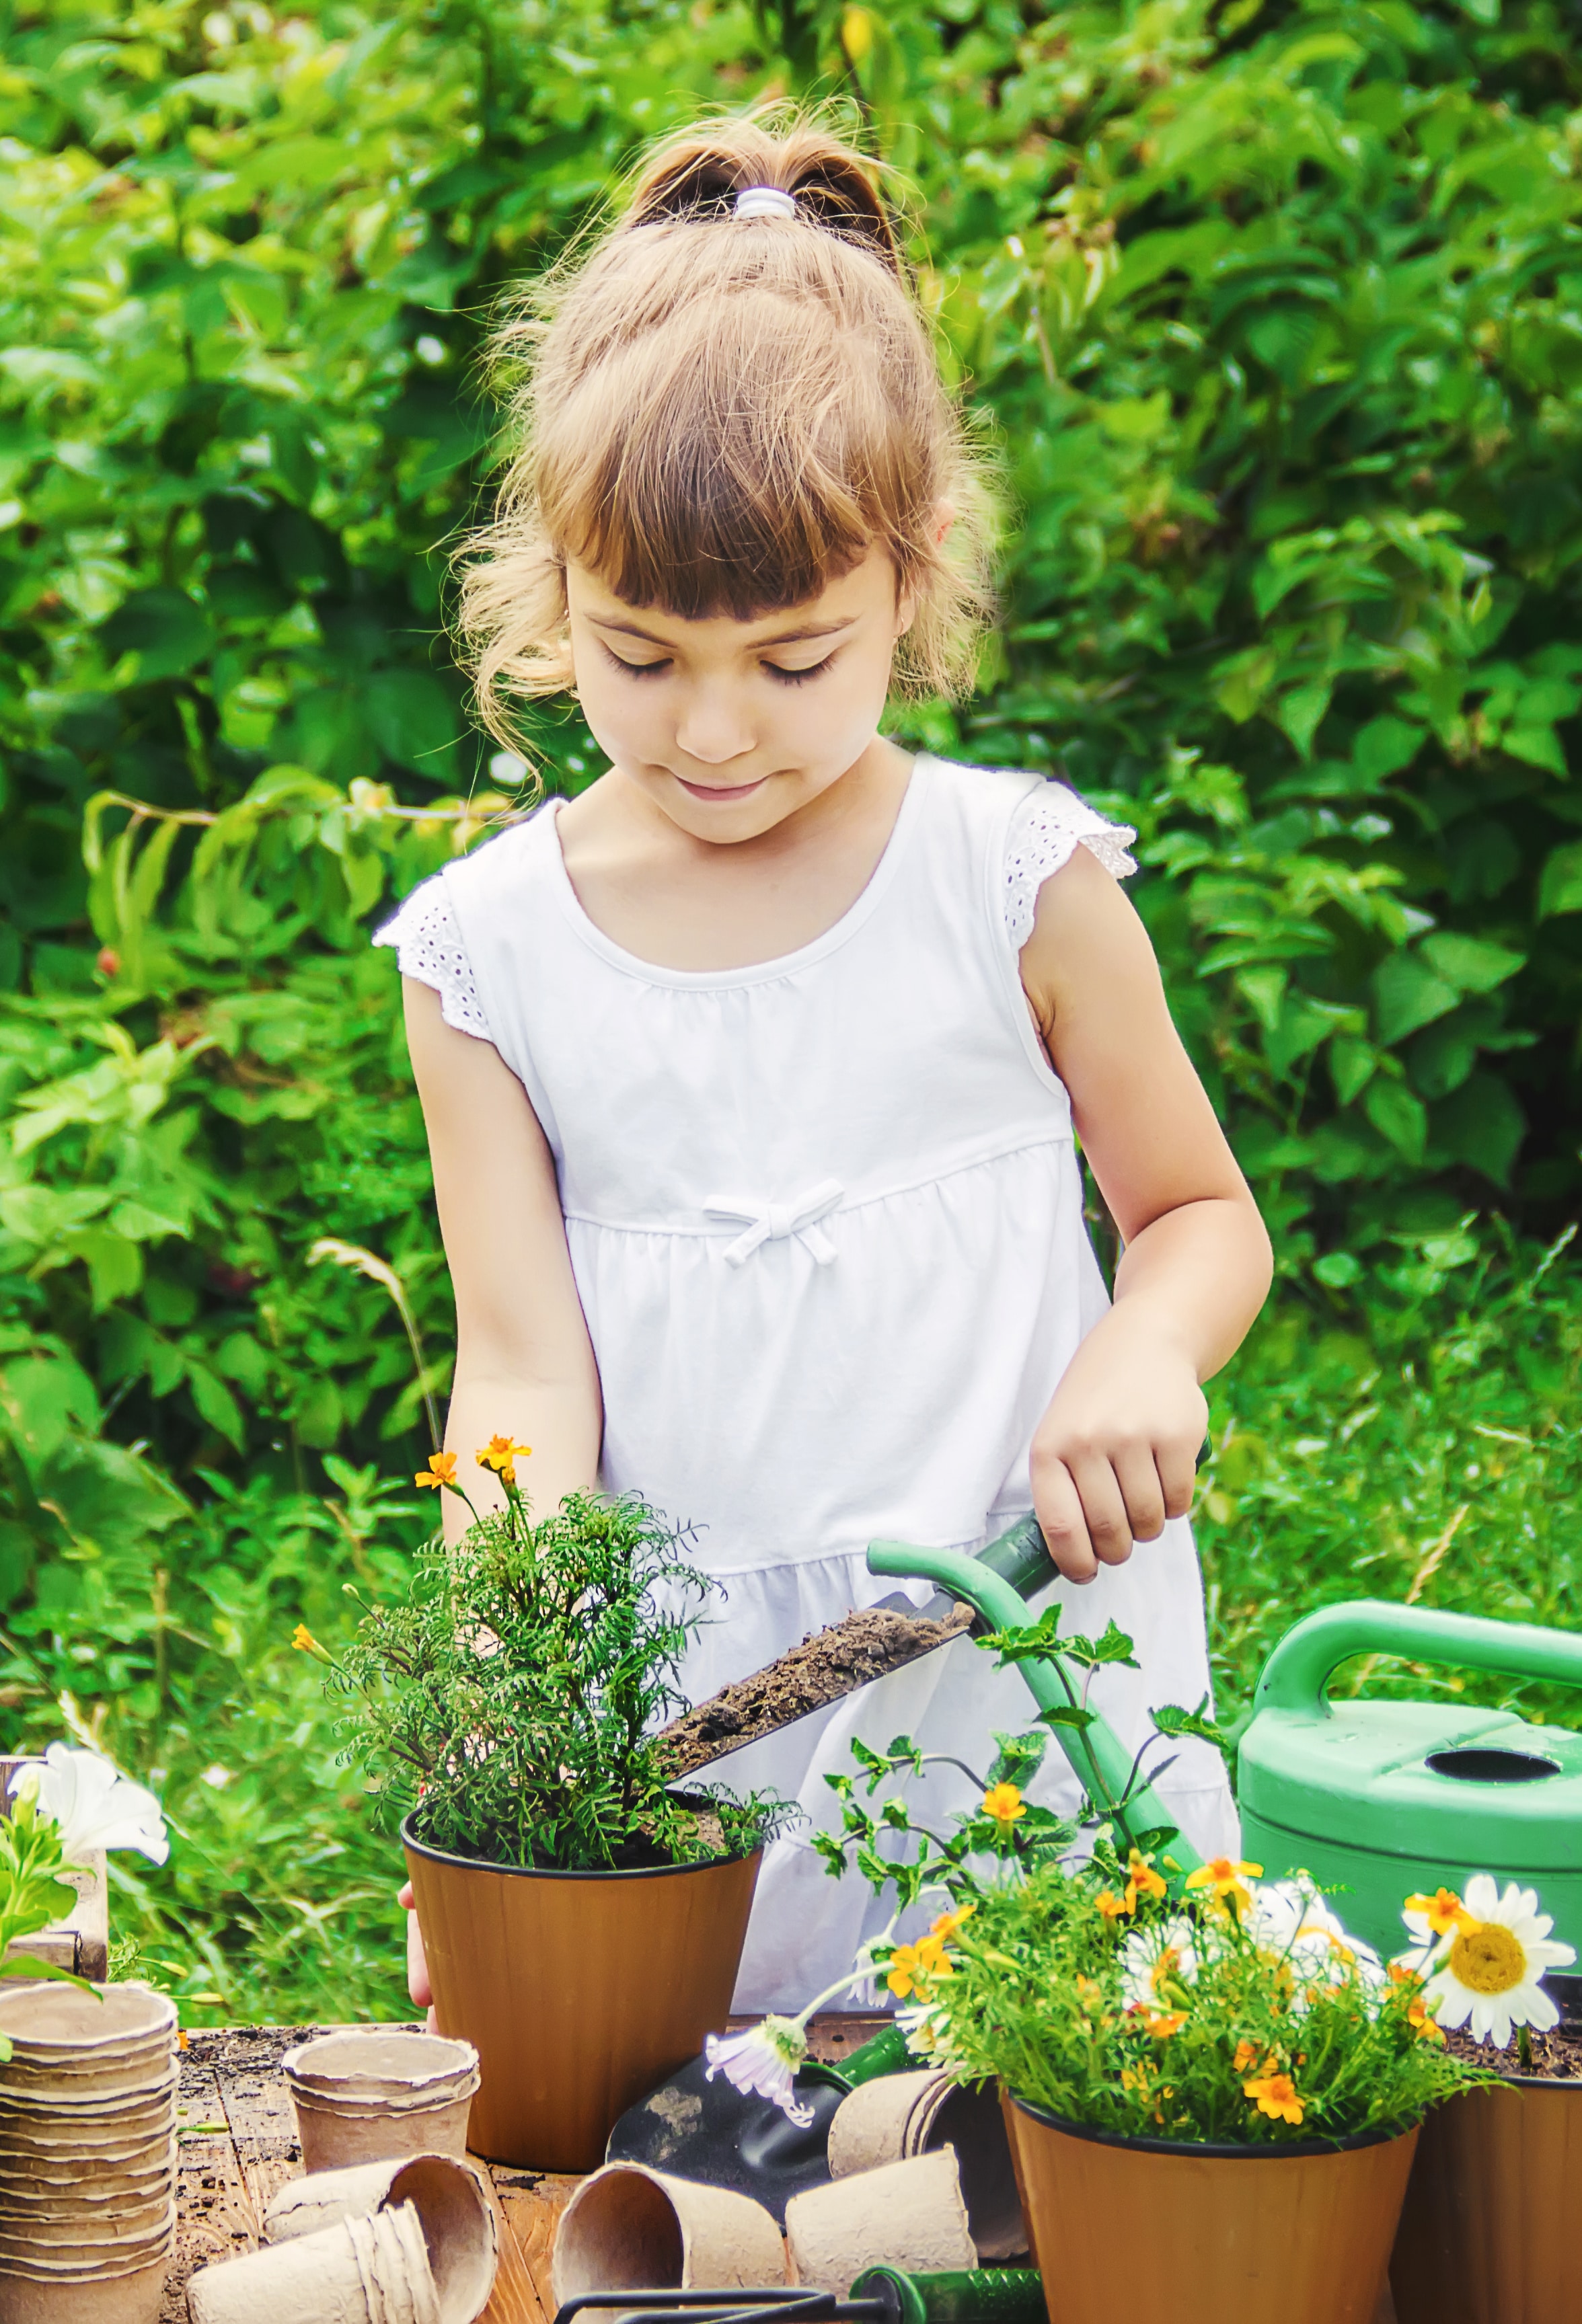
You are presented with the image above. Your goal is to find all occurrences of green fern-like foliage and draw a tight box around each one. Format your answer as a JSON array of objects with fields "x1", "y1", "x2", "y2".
[{"x1": 330, "y1": 1487, "x2": 781, "y2": 1873}]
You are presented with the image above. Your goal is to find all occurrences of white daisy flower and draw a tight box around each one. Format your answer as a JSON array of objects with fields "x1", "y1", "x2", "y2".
[
  {"x1": 897, "y1": 2002, "x2": 955, "y2": 2062},
  {"x1": 703, "y1": 2016, "x2": 815, "y2": 2126},
  {"x1": 1119, "y1": 1915, "x2": 1201, "y2": 2011},
  {"x1": 1421, "y1": 1874, "x2": 1577, "y2": 2051},
  {"x1": 1248, "y1": 1878, "x2": 1384, "y2": 2015}
]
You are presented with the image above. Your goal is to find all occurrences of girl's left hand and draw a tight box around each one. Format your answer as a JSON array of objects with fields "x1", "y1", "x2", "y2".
[{"x1": 1028, "y1": 1306, "x2": 1208, "y2": 1584}]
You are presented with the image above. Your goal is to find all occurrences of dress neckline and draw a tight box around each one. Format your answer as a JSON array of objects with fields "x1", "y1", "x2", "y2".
[{"x1": 541, "y1": 752, "x2": 938, "y2": 989}]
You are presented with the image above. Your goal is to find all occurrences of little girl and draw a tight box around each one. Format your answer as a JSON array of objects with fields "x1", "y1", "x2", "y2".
[{"x1": 379, "y1": 116, "x2": 1272, "y2": 2010}]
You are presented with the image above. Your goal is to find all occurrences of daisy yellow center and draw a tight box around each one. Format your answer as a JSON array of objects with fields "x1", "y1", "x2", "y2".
[{"x1": 1449, "y1": 1923, "x2": 1527, "y2": 1995}]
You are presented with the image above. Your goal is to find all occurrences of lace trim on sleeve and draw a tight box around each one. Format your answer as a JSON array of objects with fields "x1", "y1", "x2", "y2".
[
  {"x1": 1004, "y1": 783, "x2": 1139, "y2": 952},
  {"x1": 372, "y1": 876, "x2": 493, "y2": 1042}
]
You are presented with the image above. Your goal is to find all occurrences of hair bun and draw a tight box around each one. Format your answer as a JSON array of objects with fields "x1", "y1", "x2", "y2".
[{"x1": 625, "y1": 117, "x2": 901, "y2": 272}]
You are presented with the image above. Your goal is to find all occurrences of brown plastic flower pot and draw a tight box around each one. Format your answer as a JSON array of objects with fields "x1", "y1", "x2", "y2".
[
  {"x1": 402, "y1": 1820, "x2": 761, "y2": 2169},
  {"x1": 1390, "y1": 2080, "x2": 1582, "y2": 2323},
  {"x1": 1004, "y1": 2093, "x2": 1417, "y2": 2324}
]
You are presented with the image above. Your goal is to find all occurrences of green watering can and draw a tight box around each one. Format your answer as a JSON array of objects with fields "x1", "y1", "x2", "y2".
[
  {"x1": 864, "y1": 1533, "x2": 1582, "y2": 1966},
  {"x1": 1237, "y1": 1600, "x2": 1582, "y2": 1962}
]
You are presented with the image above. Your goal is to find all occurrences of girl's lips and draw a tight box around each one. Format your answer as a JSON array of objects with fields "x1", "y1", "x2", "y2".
[{"x1": 675, "y1": 774, "x2": 768, "y2": 802}]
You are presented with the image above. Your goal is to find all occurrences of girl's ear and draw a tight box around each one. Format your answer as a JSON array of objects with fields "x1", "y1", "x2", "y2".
[{"x1": 896, "y1": 502, "x2": 956, "y2": 638}]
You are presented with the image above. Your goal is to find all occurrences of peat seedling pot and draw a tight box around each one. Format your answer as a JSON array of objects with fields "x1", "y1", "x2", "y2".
[
  {"x1": 402, "y1": 1818, "x2": 761, "y2": 2169},
  {"x1": 1390, "y1": 2005, "x2": 1582, "y2": 2324},
  {"x1": 1004, "y1": 2094, "x2": 1417, "y2": 2324}
]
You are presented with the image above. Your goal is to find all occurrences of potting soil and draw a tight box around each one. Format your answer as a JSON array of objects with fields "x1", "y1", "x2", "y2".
[
  {"x1": 1443, "y1": 2023, "x2": 1582, "y2": 2080},
  {"x1": 658, "y1": 1602, "x2": 975, "y2": 1779}
]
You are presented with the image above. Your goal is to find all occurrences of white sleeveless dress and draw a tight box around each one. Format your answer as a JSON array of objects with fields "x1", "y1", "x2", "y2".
[{"x1": 378, "y1": 755, "x2": 1238, "y2": 2007}]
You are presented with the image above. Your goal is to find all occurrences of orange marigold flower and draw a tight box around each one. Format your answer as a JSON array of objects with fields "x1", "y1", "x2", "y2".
[
  {"x1": 1244, "y1": 2071, "x2": 1304, "y2": 2126},
  {"x1": 415, "y1": 1450, "x2": 458, "y2": 1489},
  {"x1": 887, "y1": 1936, "x2": 950, "y2": 1999},
  {"x1": 1232, "y1": 2038, "x2": 1259, "y2": 2073},
  {"x1": 1127, "y1": 1849, "x2": 1168, "y2": 1902},
  {"x1": 1096, "y1": 1889, "x2": 1134, "y2": 1920},
  {"x1": 981, "y1": 1783, "x2": 1026, "y2": 1828},
  {"x1": 476, "y1": 1435, "x2": 531, "y2": 1485},
  {"x1": 930, "y1": 1904, "x2": 975, "y2": 1940},
  {"x1": 1145, "y1": 2011, "x2": 1187, "y2": 2040},
  {"x1": 1407, "y1": 1994, "x2": 1446, "y2": 2045}
]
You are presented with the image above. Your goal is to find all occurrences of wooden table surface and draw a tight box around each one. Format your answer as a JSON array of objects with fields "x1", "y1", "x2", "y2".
[{"x1": 167, "y1": 2016, "x2": 893, "y2": 2324}]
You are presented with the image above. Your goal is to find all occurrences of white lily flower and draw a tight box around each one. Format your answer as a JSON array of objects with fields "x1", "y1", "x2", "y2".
[
  {"x1": 12, "y1": 1744, "x2": 170, "y2": 1866},
  {"x1": 1421, "y1": 1873, "x2": 1577, "y2": 2051},
  {"x1": 703, "y1": 2015, "x2": 814, "y2": 2126}
]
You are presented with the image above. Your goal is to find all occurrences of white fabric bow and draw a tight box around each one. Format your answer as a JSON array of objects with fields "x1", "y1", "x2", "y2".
[{"x1": 705, "y1": 1178, "x2": 844, "y2": 1266}]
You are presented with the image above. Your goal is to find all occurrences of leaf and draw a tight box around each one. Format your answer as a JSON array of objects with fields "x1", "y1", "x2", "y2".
[
  {"x1": 1421, "y1": 934, "x2": 1525, "y2": 993},
  {"x1": 365, "y1": 671, "x2": 460, "y2": 783},
  {"x1": 1433, "y1": 1072, "x2": 1526, "y2": 1187},
  {"x1": 1538, "y1": 842, "x2": 1582, "y2": 919},
  {"x1": 1038, "y1": 1704, "x2": 1096, "y2": 1732},
  {"x1": 98, "y1": 589, "x2": 212, "y2": 683},
  {"x1": 1373, "y1": 952, "x2": 1459, "y2": 1045},
  {"x1": 1364, "y1": 1078, "x2": 1427, "y2": 1163}
]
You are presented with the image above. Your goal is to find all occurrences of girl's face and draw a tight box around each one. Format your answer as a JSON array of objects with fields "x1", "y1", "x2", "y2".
[{"x1": 565, "y1": 546, "x2": 914, "y2": 843}]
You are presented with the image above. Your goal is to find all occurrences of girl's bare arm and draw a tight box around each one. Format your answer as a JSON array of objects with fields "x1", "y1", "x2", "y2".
[
  {"x1": 404, "y1": 979, "x2": 603, "y2": 1539},
  {"x1": 1020, "y1": 844, "x2": 1273, "y2": 1582}
]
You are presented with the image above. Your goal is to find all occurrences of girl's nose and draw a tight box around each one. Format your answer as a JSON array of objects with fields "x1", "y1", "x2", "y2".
[{"x1": 674, "y1": 693, "x2": 756, "y2": 767}]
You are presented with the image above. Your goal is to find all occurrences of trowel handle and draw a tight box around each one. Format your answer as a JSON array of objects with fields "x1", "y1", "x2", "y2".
[{"x1": 1254, "y1": 1598, "x2": 1582, "y2": 1716}]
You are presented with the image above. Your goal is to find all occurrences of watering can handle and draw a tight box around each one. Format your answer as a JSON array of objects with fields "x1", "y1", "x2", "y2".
[{"x1": 1253, "y1": 1598, "x2": 1582, "y2": 1717}]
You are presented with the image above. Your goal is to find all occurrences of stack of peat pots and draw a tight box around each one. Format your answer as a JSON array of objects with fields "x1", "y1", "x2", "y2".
[
  {"x1": 281, "y1": 2031, "x2": 480, "y2": 2169},
  {"x1": 0, "y1": 1984, "x2": 178, "y2": 2324}
]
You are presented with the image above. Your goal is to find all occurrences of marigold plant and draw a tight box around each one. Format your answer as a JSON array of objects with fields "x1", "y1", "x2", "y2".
[
  {"x1": 323, "y1": 1452, "x2": 785, "y2": 1872},
  {"x1": 929, "y1": 1850, "x2": 1484, "y2": 2147}
]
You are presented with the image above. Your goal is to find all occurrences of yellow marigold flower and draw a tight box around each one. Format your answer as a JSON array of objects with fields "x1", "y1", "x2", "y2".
[
  {"x1": 981, "y1": 1783, "x2": 1026, "y2": 1828},
  {"x1": 1127, "y1": 1849, "x2": 1168, "y2": 1902},
  {"x1": 1096, "y1": 1889, "x2": 1134, "y2": 1920},
  {"x1": 1145, "y1": 2011, "x2": 1187, "y2": 2040},
  {"x1": 1075, "y1": 1975, "x2": 1104, "y2": 2010},
  {"x1": 1243, "y1": 2070, "x2": 1304, "y2": 2126},
  {"x1": 415, "y1": 1450, "x2": 458, "y2": 1489},
  {"x1": 1232, "y1": 2037, "x2": 1259, "y2": 2073},
  {"x1": 291, "y1": 1624, "x2": 322, "y2": 1655},
  {"x1": 1406, "y1": 1886, "x2": 1473, "y2": 1938},
  {"x1": 1184, "y1": 1855, "x2": 1262, "y2": 1916},
  {"x1": 886, "y1": 1943, "x2": 924, "y2": 1998}
]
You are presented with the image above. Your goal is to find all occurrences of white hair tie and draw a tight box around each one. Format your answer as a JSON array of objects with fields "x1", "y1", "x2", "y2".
[{"x1": 733, "y1": 186, "x2": 798, "y2": 222}]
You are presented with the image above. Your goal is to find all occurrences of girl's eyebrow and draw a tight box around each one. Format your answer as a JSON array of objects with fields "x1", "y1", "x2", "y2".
[{"x1": 587, "y1": 613, "x2": 859, "y2": 648}]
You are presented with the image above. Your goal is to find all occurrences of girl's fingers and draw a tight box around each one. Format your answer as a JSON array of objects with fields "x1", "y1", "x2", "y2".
[
  {"x1": 1033, "y1": 1458, "x2": 1099, "y2": 1584},
  {"x1": 1111, "y1": 1440, "x2": 1168, "y2": 1545},
  {"x1": 1158, "y1": 1434, "x2": 1199, "y2": 1523},
  {"x1": 1066, "y1": 1454, "x2": 1136, "y2": 1568}
]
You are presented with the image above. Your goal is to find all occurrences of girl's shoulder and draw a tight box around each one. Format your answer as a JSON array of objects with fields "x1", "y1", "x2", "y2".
[
  {"x1": 921, "y1": 756, "x2": 1137, "y2": 952},
  {"x1": 372, "y1": 804, "x2": 557, "y2": 1041}
]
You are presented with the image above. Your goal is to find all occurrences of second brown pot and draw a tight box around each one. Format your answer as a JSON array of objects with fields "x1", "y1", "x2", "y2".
[
  {"x1": 1390, "y1": 2080, "x2": 1582, "y2": 2323},
  {"x1": 402, "y1": 1820, "x2": 761, "y2": 2169},
  {"x1": 1004, "y1": 2093, "x2": 1417, "y2": 2324}
]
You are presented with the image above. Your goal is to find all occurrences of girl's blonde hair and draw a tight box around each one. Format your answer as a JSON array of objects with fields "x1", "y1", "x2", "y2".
[{"x1": 456, "y1": 110, "x2": 997, "y2": 749}]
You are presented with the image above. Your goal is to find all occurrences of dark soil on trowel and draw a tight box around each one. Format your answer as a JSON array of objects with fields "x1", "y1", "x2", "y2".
[
  {"x1": 1444, "y1": 2021, "x2": 1582, "y2": 2080},
  {"x1": 658, "y1": 1602, "x2": 974, "y2": 1779}
]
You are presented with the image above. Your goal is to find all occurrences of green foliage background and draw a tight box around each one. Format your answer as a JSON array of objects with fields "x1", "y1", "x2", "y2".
[{"x1": 0, "y1": 0, "x2": 1579, "y2": 2018}]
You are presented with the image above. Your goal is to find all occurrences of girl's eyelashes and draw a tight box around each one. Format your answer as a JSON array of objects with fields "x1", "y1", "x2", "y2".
[
  {"x1": 599, "y1": 643, "x2": 836, "y2": 687},
  {"x1": 602, "y1": 645, "x2": 671, "y2": 679}
]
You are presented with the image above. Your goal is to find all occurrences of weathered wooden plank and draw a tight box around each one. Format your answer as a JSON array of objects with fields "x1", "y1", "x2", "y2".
[{"x1": 481, "y1": 2171, "x2": 582, "y2": 2324}]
